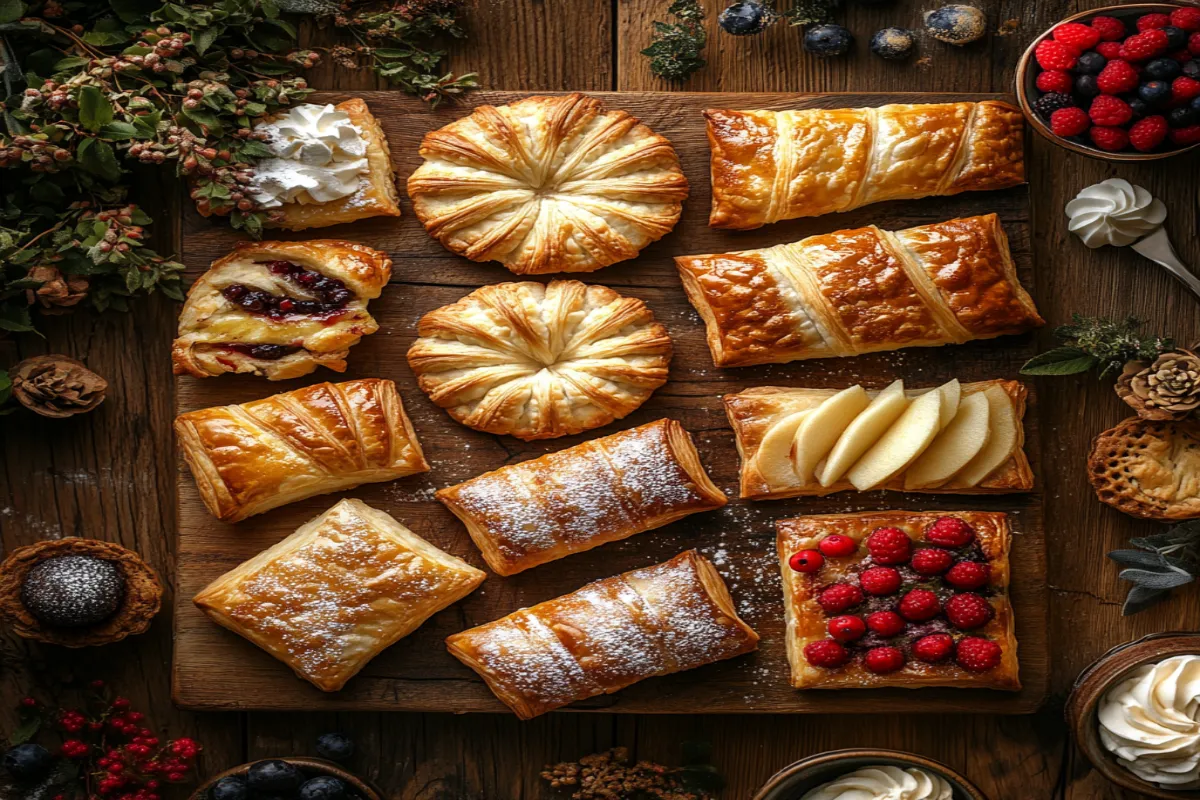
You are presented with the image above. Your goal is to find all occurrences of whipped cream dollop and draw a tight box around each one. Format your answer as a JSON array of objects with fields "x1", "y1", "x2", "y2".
[
  {"x1": 800, "y1": 766, "x2": 953, "y2": 800},
  {"x1": 1098, "y1": 654, "x2": 1200, "y2": 789},
  {"x1": 1065, "y1": 178, "x2": 1166, "y2": 248},
  {"x1": 250, "y1": 103, "x2": 369, "y2": 208}
]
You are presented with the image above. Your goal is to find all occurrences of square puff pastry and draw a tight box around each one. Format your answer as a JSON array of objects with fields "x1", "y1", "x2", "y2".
[
  {"x1": 777, "y1": 511, "x2": 1019, "y2": 691},
  {"x1": 176, "y1": 378, "x2": 429, "y2": 522},
  {"x1": 705, "y1": 100, "x2": 1025, "y2": 229},
  {"x1": 194, "y1": 499, "x2": 485, "y2": 692}
]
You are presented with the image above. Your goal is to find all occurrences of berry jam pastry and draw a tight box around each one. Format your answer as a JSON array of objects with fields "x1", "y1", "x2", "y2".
[
  {"x1": 172, "y1": 240, "x2": 391, "y2": 380},
  {"x1": 776, "y1": 511, "x2": 1019, "y2": 691}
]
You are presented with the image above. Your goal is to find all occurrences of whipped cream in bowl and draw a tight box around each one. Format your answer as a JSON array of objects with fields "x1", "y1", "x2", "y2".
[
  {"x1": 250, "y1": 103, "x2": 370, "y2": 208},
  {"x1": 1065, "y1": 178, "x2": 1166, "y2": 248},
  {"x1": 800, "y1": 765, "x2": 953, "y2": 800}
]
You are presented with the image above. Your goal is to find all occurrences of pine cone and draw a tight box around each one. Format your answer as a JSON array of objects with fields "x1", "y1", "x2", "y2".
[
  {"x1": 10, "y1": 356, "x2": 107, "y2": 419},
  {"x1": 25, "y1": 265, "x2": 89, "y2": 314},
  {"x1": 1116, "y1": 349, "x2": 1200, "y2": 420}
]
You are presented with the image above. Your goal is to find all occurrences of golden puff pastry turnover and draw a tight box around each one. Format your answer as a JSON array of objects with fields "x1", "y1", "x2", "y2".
[
  {"x1": 194, "y1": 499, "x2": 485, "y2": 692},
  {"x1": 705, "y1": 100, "x2": 1024, "y2": 229},
  {"x1": 675, "y1": 214, "x2": 1042, "y2": 368},
  {"x1": 172, "y1": 240, "x2": 391, "y2": 380},
  {"x1": 437, "y1": 419, "x2": 726, "y2": 575},
  {"x1": 445, "y1": 550, "x2": 758, "y2": 719},
  {"x1": 175, "y1": 378, "x2": 429, "y2": 522},
  {"x1": 407, "y1": 280, "x2": 672, "y2": 440},
  {"x1": 407, "y1": 93, "x2": 688, "y2": 274}
]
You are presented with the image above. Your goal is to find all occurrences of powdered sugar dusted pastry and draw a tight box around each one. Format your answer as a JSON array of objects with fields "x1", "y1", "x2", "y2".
[
  {"x1": 705, "y1": 100, "x2": 1024, "y2": 229},
  {"x1": 437, "y1": 419, "x2": 725, "y2": 575},
  {"x1": 175, "y1": 378, "x2": 428, "y2": 522},
  {"x1": 445, "y1": 550, "x2": 758, "y2": 719},
  {"x1": 194, "y1": 499, "x2": 485, "y2": 692},
  {"x1": 407, "y1": 93, "x2": 688, "y2": 274},
  {"x1": 407, "y1": 280, "x2": 672, "y2": 440},
  {"x1": 173, "y1": 240, "x2": 391, "y2": 380}
]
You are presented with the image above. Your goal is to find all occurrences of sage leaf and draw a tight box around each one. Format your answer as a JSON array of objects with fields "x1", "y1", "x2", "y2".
[
  {"x1": 78, "y1": 85, "x2": 114, "y2": 132},
  {"x1": 1118, "y1": 567, "x2": 1194, "y2": 590},
  {"x1": 1123, "y1": 584, "x2": 1168, "y2": 616},
  {"x1": 1107, "y1": 550, "x2": 1169, "y2": 569},
  {"x1": 1019, "y1": 347, "x2": 1097, "y2": 376}
]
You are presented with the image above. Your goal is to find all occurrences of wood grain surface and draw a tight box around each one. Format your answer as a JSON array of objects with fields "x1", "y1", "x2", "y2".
[{"x1": 1, "y1": 1, "x2": 1198, "y2": 798}]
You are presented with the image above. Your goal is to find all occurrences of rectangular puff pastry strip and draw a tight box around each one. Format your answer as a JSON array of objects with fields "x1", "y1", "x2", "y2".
[
  {"x1": 777, "y1": 511, "x2": 1019, "y2": 691},
  {"x1": 725, "y1": 380, "x2": 1033, "y2": 499},
  {"x1": 194, "y1": 499, "x2": 485, "y2": 692},
  {"x1": 437, "y1": 419, "x2": 726, "y2": 576},
  {"x1": 175, "y1": 378, "x2": 429, "y2": 522},
  {"x1": 675, "y1": 214, "x2": 1042, "y2": 368},
  {"x1": 445, "y1": 550, "x2": 758, "y2": 719},
  {"x1": 705, "y1": 100, "x2": 1025, "y2": 229}
]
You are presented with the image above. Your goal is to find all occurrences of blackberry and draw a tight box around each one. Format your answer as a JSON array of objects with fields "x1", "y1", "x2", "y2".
[
  {"x1": 1076, "y1": 51, "x2": 1106, "y2": 74},
  {"x1": 804, "y1": 24, "x2": 853, "y2": 56},
  {"x1": 870, "y1": 27, "x2": 916, "y2": 60},
  {"x1": 1138, "y1": 79, "x2": 1173, "y2": 106},
  {"x1": 1145, "y1": 57, "x2": 1182, "y2": 80},
  {"x1": 1074, "y1": 74, "x2": 1100, "y2": 99},
  {"x1": 718, "y1": 2, "x2": 777, "y2": 36},
  {"x1": 1032, "y1": 92, "x2": 1075, "y2": 120}
]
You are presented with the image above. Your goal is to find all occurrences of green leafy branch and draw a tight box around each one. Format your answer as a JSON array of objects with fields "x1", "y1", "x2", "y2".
[
  {"x1": 641, "y1": 0, "x2": 707, "y2": 82},
  {"x1": 1020, "y1": 314, "x2": 1172, "y2": 379}
]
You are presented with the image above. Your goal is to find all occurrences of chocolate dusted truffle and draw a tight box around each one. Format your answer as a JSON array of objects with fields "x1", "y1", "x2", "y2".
[{"x1": 20, "y1": 555, "x2": 125, "y2": 627}]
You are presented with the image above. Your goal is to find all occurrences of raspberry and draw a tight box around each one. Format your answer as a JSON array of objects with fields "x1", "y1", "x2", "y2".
[
  {"x1": 818, "y1": 583, "x2": 864, "y2": 614},
  {"x1": 1191, "y1": 32, "x2": 1200, "y2": 55},
  {"x1": 1172, "y1": 8, "x2": 1200, "y2": 33},
  {"x1": 1035, "y1": 38, "x2": 1078, "y2": 70},
  {"x1": 1090, "y1": 125, "x2": 1130, "y2": 151},
  {"x1": 899, "y1": 588, "x2": 941, "y2": 622},
  {"x1": 788, "y1": 549, "x2": 825, "y2": 573},
  {"x1": 1129, "y1": 115, "x2": 1169, "y2": 151},
  {"x1": 945, "y1": 593, "x2": 994, "y2": 630},
  {"x1": 818, "y1": 534, "x2": 856, "y2": 558},
  {"x1": 1035, "y1": 69, "x2": 1073, "y2": 94},
  {"x1": 1052, "y1": 22, "x2": 1100, "y2": 50},
  {"x1": 1172, "y1": 76, "x2": 1200, "y2": 103},
  {"x1": 866, "y1": 526, "x2": 912, "y2": 565},
  {"x1": 804, "y1": 639, "x2": 849, "y2": 668},
  {"x1": 912, "y1": 633, "x2": 955, "y2": 663},
  {"x1": 910, "y1": 548, "x2": 954, "y2": 575},
  {"x1": 865, "y1": 610, "x2": 905, "y2": 637},
  {"x1": 1033, "y1": 92, "x2": 1076, "y2": 120},
  {"x1": 1137, "y1": 13, "x2": 1171, "y2": 31},
  {"x1": 1089, "y1": 95, "x2": 1133, "y2": 126},
  {"x1": 1171, "y1": 124, "x2": 1200, "y2": 145},
  {"x1": 864, "y1": 646, "x2": 906, "y2": 674},
  {"x1": 925, "y1": 517, "x2": 976, "y2": 548},
  {"x1": 1096, "y1": 59, "x2": 1140, "y2": 94},
  {"x1": 1096, "y1": 41, "x2": 1123, "y2": 59},
  {"x1": 1120, "y1": 29, "x2": 1170, "y2": 61},
  {"x1": 945, "y1": 560, "x2": 991, "y2": 590},
  {"x1": 860, "y1": 566, "x2": 902, "y2": 596},
  {"x1": 1090, "y1": 15, "x2": 1127, "y2": 42},
  {"x1": 828, "y1": 615, "x2": 866, "y2": 642},
  {"x1": 956, "y1": 637, "x2": 1002, "y2": 672}
]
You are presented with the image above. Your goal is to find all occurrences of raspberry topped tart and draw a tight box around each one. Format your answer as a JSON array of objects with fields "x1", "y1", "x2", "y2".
[{"x1": 777, "y1": 510, "x2": 1019, "y2": 691}]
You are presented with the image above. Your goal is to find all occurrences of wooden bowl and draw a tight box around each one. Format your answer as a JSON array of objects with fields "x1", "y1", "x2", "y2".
[
  {"x1": 1015, "y1": 3, "x2": 1200, "y2": 162},
  {"x1": 187, "y1": 757, "x2": 382, "y2": 800},
  {"x1": 1065, "y1": 632, "x2": 1200, "y2": 799},
  {"x1": 751, "y1": 748, "x2": 989, "y2": 800}
]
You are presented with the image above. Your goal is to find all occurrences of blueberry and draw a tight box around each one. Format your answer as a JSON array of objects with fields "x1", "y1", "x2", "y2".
[
  {"x1": 247, "y1": 760, "x2": 303, "y2": 794},
  {"x1": 3, "y1": 744, "x2": 53, "y2": 782},
  {"x1": 804, "y1": 24, "x2": 854, "y2": 57},
  {"x1": 1074, "y1": 75, "x2": 1100, "y2": 99},
  {"x1": 315, "y1": 732, "x2": 355, "y2": 763},
  {"x1": 1162, "y1": 25, "x2": 1187, "y2": 51},
  {"x1": 1145, "y1": 58, "x2": 1181, "y2": 80},
  {"x1": 870, "y1": 27, "x2": 916, "y2": 60},
  {"x1": 209, "y1": 776, "x2": 250, "y2": 800},
  {"x1": 717, "y1": 2, "x2": 775, "y2": 36},
  {"x1": 1169, "y1": 105, "x2": 1200, "y2": 127},
  {"x1": 1075, "y1": 51, "x2": 1106, "y2": 75},
  {"x1": 299, "y1": 776, "x2": 348, "y2": 800},
  {"x1": 1128, "y1": 98, "x2": 1150, "y2": 120},
  {"x1": 924, "y1": 4, "x2": 986, "y2": 45},
  {"x1": 1138, "y1": 80, "x2": 1173, "y2": 106},
  {"x1": 1184, "y1": 60, "x2": 1200, "y2": 80},
  {"x1": 1192, "y1": 96, "x2": 1200, "y2": 114}
]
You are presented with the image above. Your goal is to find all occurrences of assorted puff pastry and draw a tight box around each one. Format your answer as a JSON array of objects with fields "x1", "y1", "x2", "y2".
[
  {"x1": 1089, "y1": 416, "x2": 1200, "y2": 520},
  {"x1": 195, "y1": 499, "x2": 485, "y2": 691},
  {"x1": 445, "y1": 550, "x2": 758, "y2": 718},
  {"x1": 705, "y1": 100, "x2": 1025, "y2": 229},
  {"x1": 675, "y1": 214, "x2": 1042, "y2": 368},
  {"x1": 172, "y1": 240, "x2": 391, "y2": 380},
  {"x1": 777, "y1": 511, "x2": 1019, "y2": 691},
  {"x1": 175, "y1": 378, "x2": 428, "y2": 522},
  {"x1": 407, "y1": 93, "x2": 688, "y2": 274},
  {"x1": 437, "y1": 419, "x2": 726, "y2": 575},
  {"x1": 407, "y1": 280, "x2": 672, "y2": 440}
]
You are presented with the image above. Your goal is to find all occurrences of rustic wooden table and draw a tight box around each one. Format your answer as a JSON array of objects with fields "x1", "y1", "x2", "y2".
[{"x1": 2, "y1": 2, "x2": 1197, "y2": 798}]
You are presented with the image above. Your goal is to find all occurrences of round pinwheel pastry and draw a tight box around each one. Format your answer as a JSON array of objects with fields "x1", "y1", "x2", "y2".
[
  {"x1": 407, "y1": 280, "x2": 673, "y2": 440},
  {"x1": 406, "y1": 93, "x2": 688, "y2": 275}
]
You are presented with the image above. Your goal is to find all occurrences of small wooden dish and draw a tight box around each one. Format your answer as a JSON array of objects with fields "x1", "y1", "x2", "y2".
[
  {"x1": 1065, "y1": 632, "x2": 1200, "y2": 799},
  {"x1": 751, "y1": 748, "x2": 989, "y2": 800},
  {"x1": 188, "y1": 757, "x2": 382, "y2": 800},
  {"x1": 1015, "y1": 3, "x2": 1200, "y2": 162}
]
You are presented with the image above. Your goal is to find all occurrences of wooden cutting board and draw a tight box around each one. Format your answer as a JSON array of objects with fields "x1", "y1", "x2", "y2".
[{"x1": 173, "y1": 90, "x2": 1048, "y2": 714}]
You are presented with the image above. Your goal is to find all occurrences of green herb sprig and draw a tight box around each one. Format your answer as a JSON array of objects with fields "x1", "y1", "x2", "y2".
[
  {"x1": 1020, "y1": 314, "x2": 1172, "y2": 379},
  {"x1": 642, "y1": 0, "x2": 707, "y2": 83},
  {"x1": 784, "y1": 0, "x2": 840, "y2": 27},
  {"x1": 1109, "y1": 521, "x2": 1200, "y2": 615}
]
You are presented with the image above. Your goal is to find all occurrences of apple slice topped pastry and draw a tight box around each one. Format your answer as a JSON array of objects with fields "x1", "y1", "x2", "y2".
[
  {"x1": 172, "y1": 240, "x2": 391, "y2": 380},
  {"x1": 726, "y1": 380, "x2": 1032, "y2": 499}
]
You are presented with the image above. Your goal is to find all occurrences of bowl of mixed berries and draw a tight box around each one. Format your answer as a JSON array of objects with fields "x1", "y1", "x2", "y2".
[{"x1": 1017, "y1": 4, "x2": 1200, "y2": 160}]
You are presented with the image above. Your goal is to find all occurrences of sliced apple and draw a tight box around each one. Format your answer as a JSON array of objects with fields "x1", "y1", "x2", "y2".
[
  {"x1": 789, "y1": 386, "x2": 870, "y2": 484},
  {"x1": 846, "y1": 386, "x2": 944, "y2": 491},
  {"x1": 936, "y1": 379, "x2": 961, "y2": 430},
  {"x1": 818, "y1": 380, "x2": 909, "y2": 487},
  {"x1": 754, "y1": 411, "x2": 810, "y2": 489},
  {"x1": 904, "y1": 392, "x2": 991, "y2": 489},
  {"x1": 952, "y1": 386, "x2": 1019, "y2": 487}
]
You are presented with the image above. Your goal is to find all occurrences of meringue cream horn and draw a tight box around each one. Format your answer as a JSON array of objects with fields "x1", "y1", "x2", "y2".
[{"x1": 800, "y1": 766, "x2": 953, "y2": 800}]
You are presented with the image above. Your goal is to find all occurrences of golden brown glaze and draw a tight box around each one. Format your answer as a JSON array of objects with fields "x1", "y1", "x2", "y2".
[
  {"x1": 950, "y1": 101, "x2": 1027, "y2": 194},
  {"x1": 1089, "y1": 417, "x2": 1200, "y2": 520}
]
